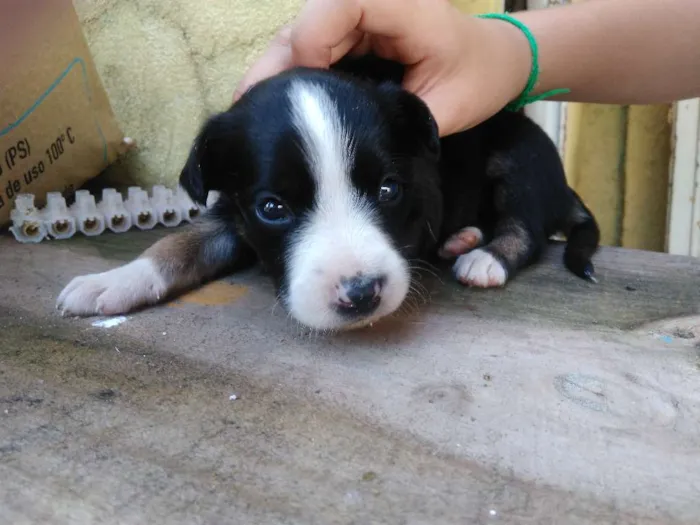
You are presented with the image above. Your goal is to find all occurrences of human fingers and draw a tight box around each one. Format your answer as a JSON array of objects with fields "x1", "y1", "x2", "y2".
[
  {"x1": 237, "y1": 0, "x2": 366, "y2": 98},
  {"x1": 233, "y1": 24, "x2": 366, "y2": 102},
  {"x1": 233, "y1": 26, "x2": 294, "y2": 102},
  {"x1": 290, "y1": 0, "x2": 431, "y2": 69},
  {"x1": 236, "y1": 0, "x2": 438, "y2": 100}
]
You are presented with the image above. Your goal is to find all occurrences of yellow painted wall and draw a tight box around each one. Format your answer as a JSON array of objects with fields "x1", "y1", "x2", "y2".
[
  {"x1": 563, "y1": 104, "x2": 627, "y2": 246},
  {"x1": 564, "y1": 103, "x2": 672, "y2": 250},
  {"x1": 621, "y1": 105, "x2": 672, "y2": 251}
]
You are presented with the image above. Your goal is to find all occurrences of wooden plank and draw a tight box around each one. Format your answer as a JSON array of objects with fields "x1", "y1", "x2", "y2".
[{"x1": 1, "y1": 234, "x2": 699, "y2": 524}]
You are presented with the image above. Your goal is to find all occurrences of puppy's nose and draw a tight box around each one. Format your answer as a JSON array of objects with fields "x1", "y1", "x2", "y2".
[{"x1": 336, "y1": 275, "x2": 384, "y2": 316}]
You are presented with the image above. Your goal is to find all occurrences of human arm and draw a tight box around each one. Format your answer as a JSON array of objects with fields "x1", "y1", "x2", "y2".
[
  {"x1": 233, "y1": 0, "x2": 700, "y2": 137},
  {"x1": 515, "y1": 0, "x2": 700, "y2": 106}
]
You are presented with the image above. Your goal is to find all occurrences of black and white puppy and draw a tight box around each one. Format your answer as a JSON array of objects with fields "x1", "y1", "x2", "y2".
[{"x1": 57, "y1": 56, "x2": 599, "y2": 331}]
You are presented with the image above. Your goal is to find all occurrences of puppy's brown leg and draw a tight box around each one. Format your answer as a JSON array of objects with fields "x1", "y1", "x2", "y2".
[
  {"x1": 57, "y1": 216, "x2": 254, "y2": 317},
  {"x1": 452, "y1": 218, "x2": 540, "y2": 288}
]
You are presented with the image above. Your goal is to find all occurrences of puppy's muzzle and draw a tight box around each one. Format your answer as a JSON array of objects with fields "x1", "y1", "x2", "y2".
[{"x1": 335, "y1": 274, "x2": 385, "y2": 317}]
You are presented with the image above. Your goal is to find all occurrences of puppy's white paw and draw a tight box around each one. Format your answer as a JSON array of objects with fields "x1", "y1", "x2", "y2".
[
  {"x1": 438, "y1": 226, "x2": 484, "y2": 259},
  {"x1": 453, "y1": 248, "x2": 507, "y2": 288},
  {"x1": 57, "y1": 258, "x2": 167, "y2": 317}
]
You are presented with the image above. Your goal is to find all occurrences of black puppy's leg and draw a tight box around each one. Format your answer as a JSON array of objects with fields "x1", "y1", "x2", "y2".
[
  {"x1": 57, "y1": 210, "x2": 256, "y2": 317},
  {"x1": 452, "y1": 218, "x2": 543, "y2": 288}
]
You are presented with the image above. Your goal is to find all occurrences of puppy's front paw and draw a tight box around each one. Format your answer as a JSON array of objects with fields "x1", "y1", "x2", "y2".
[
  {"x1": 453, "y1": 248, "x2": 507, "y2": 288},
  {"x1": 438, "y1": 226, "x2": 484, "y2": 259},
  {"x1": 57, "y1": 258, "x2": 167, "y2": 317}
]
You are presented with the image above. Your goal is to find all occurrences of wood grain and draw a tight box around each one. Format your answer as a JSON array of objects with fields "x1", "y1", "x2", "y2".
[{"x1": 1, "y1": 233, "x2": 698, "y2": 524}]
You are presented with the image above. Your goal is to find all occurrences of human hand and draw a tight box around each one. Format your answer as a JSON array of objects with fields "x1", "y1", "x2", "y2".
[{"x1": 233, "y1": 0, "x2": 532, "y2": 136}]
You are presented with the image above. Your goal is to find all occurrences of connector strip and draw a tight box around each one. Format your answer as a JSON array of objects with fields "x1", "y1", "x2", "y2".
[{"x1": 9, "y1": 186, "x2": 213, "y2": 244}]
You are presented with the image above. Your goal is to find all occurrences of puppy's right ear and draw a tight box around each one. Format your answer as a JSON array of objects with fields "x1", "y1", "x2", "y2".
[{"x1": 179, "y1": 110, "x2": 244, "y2": 205}]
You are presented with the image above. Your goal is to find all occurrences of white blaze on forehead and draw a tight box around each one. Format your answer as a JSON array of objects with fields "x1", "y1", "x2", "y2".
[
  {"x1": 284, "y1": 79, "x2": 410, "y2": 331},
  {"x1": 288, "y1": 80, "x2": 355, "y2": 208}
]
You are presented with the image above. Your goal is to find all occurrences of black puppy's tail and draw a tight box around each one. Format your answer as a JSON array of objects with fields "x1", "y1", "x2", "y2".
[{"x1": 563, "y1": 191, "x2": 600, "y2": 283}]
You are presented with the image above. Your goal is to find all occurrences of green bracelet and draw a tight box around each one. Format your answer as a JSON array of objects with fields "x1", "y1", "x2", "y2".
[{"x1": 477, "y1": 12, "x2": 570, "y2": 111}]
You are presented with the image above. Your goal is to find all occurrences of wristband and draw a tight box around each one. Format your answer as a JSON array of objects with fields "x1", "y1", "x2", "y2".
[{"x1": 477, "y1": 12, "x2": 570, "y2": 111}]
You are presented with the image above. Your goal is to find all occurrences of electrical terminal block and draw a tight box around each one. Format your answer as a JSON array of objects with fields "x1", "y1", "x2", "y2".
[
  {"x1": 151, "y1": 185, "x2": 183, "y2": 227},
  {"x1": 99, "y1": 188, "x2": 132, "y2": 233},
  {"x1": 125, "y1": 186, "x2": 157, "y2": 230},
  {"x1": 70, "y1": 190, "x2": 106, "y2": 236},
  {"x1": 43, "y1": 192, "x2": 77, "y2": 239},
  {"x1": 8, "y1": 186, "x2": 216, "y2": 243},
  {"x1": 10, "y1": 194, "x2": 47, "y2": 243}
]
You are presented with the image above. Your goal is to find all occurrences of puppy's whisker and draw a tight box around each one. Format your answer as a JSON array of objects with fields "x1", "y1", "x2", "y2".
[
  {"x1": 270, "y1": 294, "x2": 283, "y2": 317},
  {"x1": 407, "y1": 286, "x2": 428, "y2": 306},
  {"x1": 408, "y1": 286, "x2": 428, "y2": 303},
  {"x1": 408, "y1": 258, "x2": 441, "y2": 275},
  {"x1": 408, "y1": 263, "x2": 442, "y2": 283},
  {"x1": 408, "y1": 278, "x2": 428, "y2": 293},
  {"x1": 397, "y1": 294, "x2": 421, "y2": 317},
  {"x1": 426, "y1": 221, "x2": 438, "y2": 243}
]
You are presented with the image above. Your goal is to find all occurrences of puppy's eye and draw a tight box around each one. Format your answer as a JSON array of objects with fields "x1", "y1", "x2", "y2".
[
  {"x1": 378, "y1": 178, "x2": 402, "y2": 203},
  {"x1": 256, "y1": 197, "x2": 293, "y2": 225}
]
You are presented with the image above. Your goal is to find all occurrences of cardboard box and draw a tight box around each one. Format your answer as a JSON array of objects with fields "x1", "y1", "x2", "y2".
[{"x1": 0, "y1": 0, "x2": 127, "y2": 227}]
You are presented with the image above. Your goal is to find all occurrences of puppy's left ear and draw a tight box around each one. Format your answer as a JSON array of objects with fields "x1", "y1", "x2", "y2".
[
  {"x1": 378, "y1": 83, "x2": 440, "y2": 160},
  {"x1": 179, "y1": 132, "x2": 210, "y2": 205},
  {"x1": 179, "y1": 110, "x2": 245, "y2": 205}
]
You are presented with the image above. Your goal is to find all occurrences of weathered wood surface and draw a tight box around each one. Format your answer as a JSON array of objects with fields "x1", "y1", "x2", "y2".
[{"x1": 1, "y1": 231, "x2": 699, "y2": 525}]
